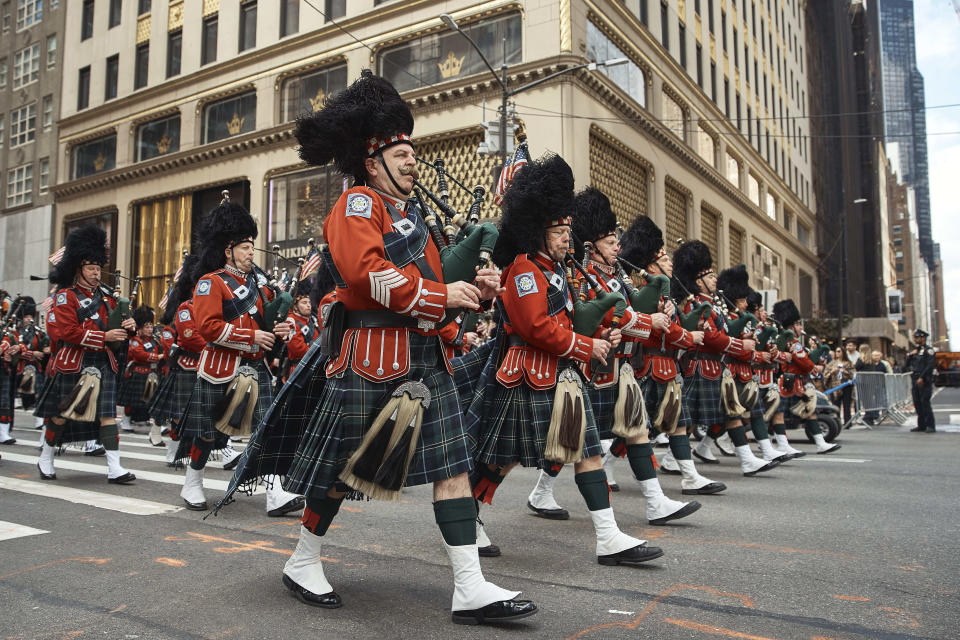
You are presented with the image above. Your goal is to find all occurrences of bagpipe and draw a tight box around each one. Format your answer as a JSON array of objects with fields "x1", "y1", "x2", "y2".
[
  {"x1": 565, "y1": 237, "x2": 626, "y2": 337},
  {"x1": 616, "y1": 254, "x2": 710, "y2": 331},
  {"x1": 1, "y1": 293, "x2": 23, "y2": 369},
  {"x1": 715, "y1": 288, "x2": 757, "y2": 337}
]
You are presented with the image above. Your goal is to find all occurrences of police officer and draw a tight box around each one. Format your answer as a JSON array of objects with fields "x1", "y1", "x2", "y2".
[{"x1": 907, "y1": 329, "x2": 936, "y2": 433}]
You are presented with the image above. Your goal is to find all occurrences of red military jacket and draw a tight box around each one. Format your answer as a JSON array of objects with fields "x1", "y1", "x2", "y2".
[
  {"x1": 172, "y1": 300, "x2": 205, "y2": 371},
  {"x1": 496, "y1": 252, "x2": 593, "y2": 390},
  {"x1": 681, "y1": 294, "x2": 749, "y2": 381},
  {"x1": 723, "y1": 310, "x2": 761, "y2": 383},
  {"x1": 16, "y1": 324, "x2": 47, "y2": 374},
  {"x1": 323, "y1": 188, "x2": 450, "y2": 384},
  {"x1": 635, "y1": 310, "x2": 696, "y2": 383},
  {"x1": 126, "y1": 334, "x2": 164, "y2": 376},
  {"x1": 51, "y1": 283, "x2": 119, "y2": 374},
  {"x1": 44, "y1": 302, "x2": 59, "y2": 376},
  {"x1": 193, "y1": 266, "x2": 273, "y2": 383},
  {"x1": 285, "y1": 310, "x2": 319, "y2": 362},
  {"x1": 779, "y1": 339, "x2": 815, "y2": 396},
  {"x1": 579, "y1": 260, "x2": 653, "y2": 387}
]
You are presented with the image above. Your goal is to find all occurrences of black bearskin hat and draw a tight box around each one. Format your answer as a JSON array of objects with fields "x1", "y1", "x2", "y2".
[
  {"x1": 192, "y1": 202, "x2": 258, "y2": 282},
  {"x1": 672, "y1": 240, "x2": 713, "y2": 300},
  {"x1": 716, "y1": 264, "x2": 751, "y2": 302},
  {"x1": 160, "y1": 254, "x2": 201, "y2": 325},
  {"x1": 294, "y1": 70, "x2": 414, "y2": 185},
  {"x1": 772, "y1": 299, "x2": 801, "y2": 328},
  {"x1": 619, "y1": 215, "x2": 664, "y2": 273},
  {"x1": 132, "y1": 305, "x2": 155, "y2": 328},
  {"x1": 572, "y1": 188, "x2": 618, "y2": 247},
  {"x1": 14, "y1": 296, "x2": 36, "y2": 319},
  {"x1": 746, "y1": 289, "x2": 763, "y2": 314},
  {"x1": 50, "y1": 225, "x2": 109, "y2": 288},
  {"x1": 492, "y1": 154, "x2": 575, "y2": 268}
]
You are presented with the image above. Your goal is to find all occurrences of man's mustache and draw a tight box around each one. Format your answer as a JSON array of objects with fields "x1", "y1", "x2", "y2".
[{"x1": 397, "y1": 164, "x2": 419, "y2": 180}]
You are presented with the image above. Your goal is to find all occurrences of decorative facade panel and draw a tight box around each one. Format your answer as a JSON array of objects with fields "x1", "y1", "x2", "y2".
[{"x1": 588, "y1": 128, "x2": 649, "y2": 226}]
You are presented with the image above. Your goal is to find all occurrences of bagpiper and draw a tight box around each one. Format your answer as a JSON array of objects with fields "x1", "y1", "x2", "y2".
[
  {"x1": 15, "y1": 297, "x2": 50, "y2": 430},
  {"x1": 220, "y1": 71, "x2": 533, "y2": 625},
  {"x1": 33, "y1": 225, "x2": 137, "y2": 484},
  {"x1": 278, "y1": 278, "x2": 321, "y2": 385},
  {"x1": 465, "y1": 155, "x2": 664, "y2": 567},
  {"x1": 117, "y1": 306, "x2": 164, "y2": 437},
  {"x1": 175, "y1": 199, "x2": 305, "y2": 516}
]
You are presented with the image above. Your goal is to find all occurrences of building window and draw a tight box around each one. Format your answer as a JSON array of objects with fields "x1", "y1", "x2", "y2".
[
  {"x1": 46, "y1": 34, "x2": 56, "y2": 67},
  {"x1": 0, "y1": 116, "x2": 4, "y2": 147},
  {"x1": 663, "y1": 92, "x2": 686, "y2": 140},
  {"x1": 39, "y1": 157, "x2": 49, "y2": 194},
  {"x1": 203, "y1": 92, "x2": 256, "y2": 143},
  {"x1": 660, "y1": 1, "x2": 669, "y2": 50},
  {"x1": 1, "y1": 2, "x2": 10, "y2": 33},
  {"x1": 380, "y1": 13, "x2": 522, "y2": 93},
  {"x1": 41, "y1": 94, "x2": 52, "y2": 129},
  {"x1": 10, "y1": 103, "x2": 36, "y2": 146},
  {"x1": 696, "y1": 124, "x2": 716, "y2": 168},
  {"x1": 679, "y1": 23, "x2": 686, "y2": 68},
  {"x1": 587, "y1": 21, "x2": 646, "y2": 108},
  {"x1": 239, "y1": 0, "x2": 256, "y2": 52},
  {"x1": 6, "y1": 164, "x2": 32, "y2": 207},
  {"x1": 282, "y1": 63, "x2": 348, "y2": 121},
  {"x1": 268, "y1": 166, "x2": 345, "y2": 250},
  {"x1": 78, "y1": 65, "x2": 90, "y2": 109},
  {"x1": 167, "y1": 30, "x2": 181, "y2": 77},
  {"x1": 0, "y1": 58, "x2": 6, "y2": 86},
  {"x1": 16, "y1": 0, "x2": 41, "y2": 31},
  {"x1": 108, "y1": 0, "x2": 121, "y2": 28},
  {"x1": 201, "y1": 14, "x2": 218, "y2": 65},
  {"x1": 73, "y1": 133, "x2": 116, "y2": 178},
  {"x1": 13, "y1": 43, "x2": 39, "y2": 89},
  {"x1": 81, "y1": 0, "x2": 94, "y2": 40},
  {"x1": 748, "y1": 173, "x2": 760, "y2": 206},
  {"x1": 726, "y1": 152, "x2": 740, "y2": 186},
  {"x1": 134, "y1": 43, "x2": 148, "y2": 89},
  {"x1": 638, "y1": 0, "x2": 648, "y2": 26},
  {"x1": 696, "y1": 44, "x2": 703, "y2": 86},
  {"x1": 136, "y1": 113, "x2": 180, "y2": 161},
  {"x1": 324, "y1": 0, "x2": 344, "y2": 20},
  {"x1": 782, "y1": 208, "x2": 793, "y2": 232},
  {"x1": 104, "y1": 54, "x2": 119, "y2": 101},
  {"x1": 766, "y1": 192, "x2": 777, "y2": 220},
  {"x1": 138, "y1": 0, "x2": 150, "y2": 15},
  {"x1": 280, "y1": 0, "x2": 298, "y2": 37}
]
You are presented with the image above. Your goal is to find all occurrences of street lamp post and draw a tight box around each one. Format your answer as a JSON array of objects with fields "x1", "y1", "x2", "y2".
[{"x1": 440, "y1": 13, "x2": 627, "y2": 169}]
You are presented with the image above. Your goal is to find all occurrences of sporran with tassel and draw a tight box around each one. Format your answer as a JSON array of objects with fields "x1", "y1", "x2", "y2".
[
  {"x1": 212, "y1": 365, "x2": 259, "y2": 437},
  {"x1": 18, "y1": 365, "x2": 36, "y2": 395},
  {"x1": 544, "y1": 368, "x2": 587, "y2": 464},
  {"x1": 653, "y1": 375, "x2": 683, "y2": 435},
  {"x1": 762, "y1": 386, "x2": 781, "y2": 422},
  {"x1": 58, "y1": 366, "x2": 102, "y2": 423},
  {"x1": 721, "y1": 369, "x2": 747, "y2": 417},
  {"x1": 141, "y1": 372, "x2": 159, "y2": 403},
  {"x1": 790, "y1": 383, "x2": 818, "y2": 419},
  {"x1": 612, "y1": 362, "x2": 647, "y2": 439}
]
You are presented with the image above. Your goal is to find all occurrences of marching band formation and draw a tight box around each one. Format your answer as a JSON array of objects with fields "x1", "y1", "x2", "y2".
[{"x1": 1, "y1": 71, "x2": 848, "y2": 626}]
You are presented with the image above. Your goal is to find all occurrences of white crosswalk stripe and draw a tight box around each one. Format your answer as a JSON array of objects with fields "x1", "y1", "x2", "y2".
[
  {"x1": 0, "y1": 478, "x2": 182, "y2": 515},
  {"x1": 10, "y1": 437, "x2": 240, "y2": 469},
  {"x1": 0, "y1": 519, "x2": 50, "y2": 541}
]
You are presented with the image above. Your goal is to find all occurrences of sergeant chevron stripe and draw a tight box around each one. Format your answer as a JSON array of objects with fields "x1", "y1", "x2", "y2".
[{"x1": 369, "y1": 269, "x2": 408, "y2": 307}]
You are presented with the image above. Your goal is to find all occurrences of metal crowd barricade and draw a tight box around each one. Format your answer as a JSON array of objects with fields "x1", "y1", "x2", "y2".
[
  {"x1": 851, "y1": 372, "x2": 913, "y2": 427},
  {"x1": 884, "y1": 373, "x2": 913, "y2": 425}
]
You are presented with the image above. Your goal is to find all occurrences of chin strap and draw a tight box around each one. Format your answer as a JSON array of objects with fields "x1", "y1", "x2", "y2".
[{"x1": 378, "y1": 153, "x2": 412, "y2": 198}]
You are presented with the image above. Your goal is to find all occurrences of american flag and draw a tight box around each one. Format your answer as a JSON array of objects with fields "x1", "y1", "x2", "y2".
[
  {"x1": 493, "y1": 140, "x2": 529, "y2": 207},
  {"x1": 158, "y1": 255, "x2": 188, "y2": 311},
  {"x1": 299, "y1": 246, "x2": 322, "y2": 280},
  {"x1": 48, "y1": 246, "x2": 65, "y2": 265}
]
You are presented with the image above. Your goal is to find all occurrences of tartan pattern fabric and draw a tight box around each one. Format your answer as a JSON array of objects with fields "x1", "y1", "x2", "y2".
[
  {"x1": 751, "y1": 393, "x2": 765, "y2": 420},
  {"x1": 0, "y1": 368, "x2": 12, "y2": 412},
  {"x1": 451, "y1": 339, "x2": 497, "y2": 414},
  {"x1": 34, "y1": 352, "x2": 118, "y2": 421},
  {"x1": 471, "y1": 374, "x2": 603, "y2": 468},
  {"x1": 149, "y1": 366, "x2": 196, "y2": 423},
  {"x1": 681, "y1": 372, "x2": 724, "y2": 427},
  {"x1": 641, "y1": 376, "x2": 692, "y2": 432},
  {"x1": 117, "y1": 371, "x2": 152, "y2": 406},
  {"x1": 18, "y1": 370, "x2": 45, "y2": 409},
  {"x1": 777, "y1": 393, "x2": 798, "y2": 416},
  {"x1": 283, "y1": 333, "x2": 474, "y2": 498},
  {"x1": 178, "y1": 359, "x2": 274, "y2": 441},
  {"x1": 587, "y1": 383, "x2": 618, "y2": 440}
]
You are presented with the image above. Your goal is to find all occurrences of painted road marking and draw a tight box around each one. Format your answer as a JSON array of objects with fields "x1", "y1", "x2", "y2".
[
  {"x1": 0, "y1": 477, "x2": 182, "y2": 515},
  {"x1": 793, "y1": 457, "x2": 870, "y2": 463},
  {"x1": 0, "y1": 452, "x2": 263, "y2": 493},
  {"x1": 0, "y1": 520, "x2": 50, "y2": 541},
  {"x1": 7, "y1": 437, "x2": 245, "y2": 468},
  {"x1": 10, "y1": 426, "x2": 248, "y2": 451}
]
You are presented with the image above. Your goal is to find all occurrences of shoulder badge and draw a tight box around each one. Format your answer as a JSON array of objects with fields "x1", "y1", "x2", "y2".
[
  {"x1": 178, "y1": 309, "x2": 191, "y2": 322},
  {"x1": 47, "y1": 311, "x2": 55, "y2": 322},
  {"x1": 55, "y1": 292, "x2": 68, "y2": 306},
  {"x1": 162, "y1": 330, "x2": 173, "y2": 340},
  {"x1": 196, "y1": 279, "x2": 212, "y2": 296},
  {"x1": 346, "y1": 193, "x2": 373, "y2": 219},
  {"x1": 130, "y1": 339, "x2": 139, "y2": 348},
  {"x1": 514, "y1": 271, "x2": 539, "y2": 298}
]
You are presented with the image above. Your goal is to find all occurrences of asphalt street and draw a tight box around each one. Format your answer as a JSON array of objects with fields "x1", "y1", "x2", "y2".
[{"x1": 2, "y1": 389, "x2": 959, "y2": 640}]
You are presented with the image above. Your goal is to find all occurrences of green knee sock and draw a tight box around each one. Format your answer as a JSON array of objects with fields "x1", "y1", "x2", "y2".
[
  {"x1": 434, "y1": 497, "x2": 477, "y2": 546},
  {"x1": 302, "y1": 494, "x2": 344, "y2": 536},
  {"x1": 750, "y1": 412, "x2": 771, "y2": 441},
  {"x1": 98, "y1": 423, "x2": 119, "y2": 451},
  {"x1": 727, "y1": 425, "x2": 749, "y2": 447},
  {"x1": 669, "y1": 434, "x2": 692, "y2": 460},
  {"x1": 626, "y1": 443, "x2": 657, "y2": 481},
  {"x1": 575, "y1": 469, "x2": 610, "y2": 511}
]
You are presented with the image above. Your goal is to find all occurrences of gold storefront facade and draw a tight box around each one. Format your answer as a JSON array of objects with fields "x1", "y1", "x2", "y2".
[{"x1": 53, "y1": 0, "x2": 817, "y2": 312}]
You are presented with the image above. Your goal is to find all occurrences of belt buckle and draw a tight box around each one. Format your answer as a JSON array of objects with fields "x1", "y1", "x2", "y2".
[{"x1": 416, "y1": 319, "x2": 435, "y2": 331}]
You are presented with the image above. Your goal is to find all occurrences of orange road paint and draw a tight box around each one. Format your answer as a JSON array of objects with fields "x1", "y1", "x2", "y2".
[
  {"x1": 879, "y1": 607, "x2": 921, "y2": 628},
  {"x1": 108, "y1": 604, "x2": 126, "y2": 613},
  {"x1": 663, "y1": 618, "x2": 778, "y2": 640},
  {"x1": 0, "y1": 557, "x2": 110, "y2": 581},
  {"x1": 832, "y1": 595, "x2": 870, "y2": 602},
  {"x1": 155, "y1": 558, "x2": 187, "y2": 567}
]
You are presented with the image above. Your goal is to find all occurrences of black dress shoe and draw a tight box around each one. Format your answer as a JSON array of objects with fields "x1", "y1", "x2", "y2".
[
  {"x1": 598, "y1": 544, "x2": 664, "y2": 566},
  {"x1": 84, "y1": 447, "x2": 106, "y2": 456},
  {"x1": 526, "y1": 501, "x2": 569, "y2": 520},
  {"x1": 452, "y1": 599, "x2": 538, "y2": 625},
  {"x1": 268, "y1": 496, "x2": 305, "y2": 517},
  {"x1": 648, "y1": 500, "x2": 702, "y2": 525},
  {"x1": 37, "y1": 462, "x2": 56, "y2": 480},
  {"x1": 609, "y1": 483, "x2": 620, "y2": 492},
  {"x1": 681, "y1": 481, "x2": 726, "y2": 495},
  {"x1": 692, "y1": 451, "x2": 720, "y2": 464},
  {"x1": 816, "y1": 444, "x2": 841, "y2": 454},
  {"x1": 478, "y1": 544, "x2": 501, "y2": 558},
  {"x1": 223, "y1": 455, "x2": 241, "y2": 471},
  {"x1": 183, "y1": 499, "x2": 208, "y2": 511},
  {"x1": 743, "y1": 459, "x2": 780, "y2": 477},
  {"x1": 910, "y1": 426, "x2": 925, "y2": 432},
  {"x1": 658, "y1": 465, "x2": 681, "y2": 475},
  {"x1": 282, "y1": 574, "x2": 342, "y2": 609},
  {"x1": 108, "y1": 472, "x2": 136, "y2": 484},
  {"x1": 1, "y1": 438, "x2": 16, "y2": 445}
]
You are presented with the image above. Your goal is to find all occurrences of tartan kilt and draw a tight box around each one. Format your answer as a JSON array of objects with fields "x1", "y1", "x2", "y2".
[
  {"x1": 284, "y1": 333, "x2": 473, "y2": 499},
  {"x1": 149, "y1": 365, "x2": 196, "y2": 423},
  {"x1": 0, "y1": 368, "x2": 12, "y2": 412},
  {"x1": 178, "y1": 359, "x2": 274, "y2": 441},
  {"x1": 34, "y1": 352, "x2": 118, "y2": 422},
  {"x1": 778, "y1": 392, "x2": 800, "y2": 416},
  {"x1": 472, "y1": 375, "x2": 603, "y2": 468},
  {"x1": 588, "y1": 383, "x2": 618, "y2": 440},
  {"x1": 751, "y1": 391, "x2": 765, "y2": 421},
  {"x1": 641, "y1": 376, "x2": 692, "y2": 433},
  {"x1": 18, "y1": 369, "x2": 45, "y2": 404},
  {"x1": 451, "y1": 339, "x2": 496, "y2": 415},
  {"x1": 117, "y1": 371, "x2": 152, "y2": 407},
  {"x1": 681, "y1": 373, "x2": 724, "y2": 427}
]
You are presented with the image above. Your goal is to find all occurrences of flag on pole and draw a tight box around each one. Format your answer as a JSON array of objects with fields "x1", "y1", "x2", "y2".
[
  {"x1": 158, "y1": 254, "x2": 188, "y2": 311},
  {"x1": 300, "y1": 246, "x2": 322, "y2": 280},
  {"x1": 48, "y1": 246, "x2": 65, "y2": 265},
  {"x1": 493, "y1": 140, "x2": 529, "y2": 207}
]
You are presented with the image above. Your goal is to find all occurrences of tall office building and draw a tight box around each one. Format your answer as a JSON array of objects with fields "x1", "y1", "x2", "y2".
[{"x1": 877, "y1": 0, "x2": 933, "y2": 267}]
